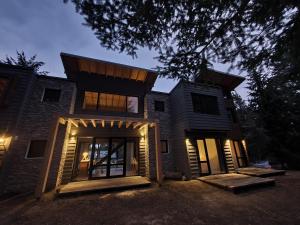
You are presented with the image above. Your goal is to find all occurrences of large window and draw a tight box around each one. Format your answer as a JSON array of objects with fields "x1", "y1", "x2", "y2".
[
  {"x1": 0, "y1": 77, "x2": 10, "y2": 105},
  {"x1": 191, "y1": 93, "x2": 219, "y2": 115},
  {"x1": 26, "y1": 140, "x2": 47, "y2": 158},
  {"x1": 83, "y1": 91, "x2": 138, "y2": 113},
  {"x1": 155, "y1": 100, "x2": 165, "y2": 112},
  {"x1": 42, "y1": 88, "x2": 61, "y2": 102}
]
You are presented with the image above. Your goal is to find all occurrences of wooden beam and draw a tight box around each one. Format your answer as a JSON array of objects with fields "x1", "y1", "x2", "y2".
[
  {"x1": 69, "y1": 119, "x2": 78, "y2": 128},
  {"x1": 118, "y1": 121, "x2": 123, "y2": 128},
  {"x1": 110, "y1": 120, "x2": 114, "y2": 127},
  {"x1": 58, "y1": 118, "x2": 66, "y2": 125},
  {"x1": 133, "y1": 122, "x2": 142, "y2": 129},
  {"x1": 91, "y1": 119, "x2": 96, "y2": 128},
  {"x1": 80, "y1": 119, "x2": 87, "y2": 127},
  {"x1": 101, "y1": 120, "x2": 105, "y2": 128},
  {"x1": 126, "y1": 121, "x2": 132, "y2": 128},
  {"x1": 35, "y1": 116, "x2": 61, "y2": 198},
  {"x1": 154, "y1": 123, "x2": 163, "y2": 185}
]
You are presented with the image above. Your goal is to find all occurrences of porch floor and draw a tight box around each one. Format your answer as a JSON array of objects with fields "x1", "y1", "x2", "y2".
[
  {"x1": 237, "y1": 167, "x2": 286, "y2": 177},
  {"x1": 197, "y1": 173, "x2": 275, "y2": 193},
  {"x1": 58, "y1": 176, "x2": 151, "y2": 196}
]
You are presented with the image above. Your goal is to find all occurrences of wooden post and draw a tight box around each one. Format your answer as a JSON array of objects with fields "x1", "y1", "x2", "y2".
[
  {"x1": 154, "y1": 122, "x2": 163, "y2": 185},
  {"x1": 35, "y1": 117, "x2": 61, "y2": 199}
]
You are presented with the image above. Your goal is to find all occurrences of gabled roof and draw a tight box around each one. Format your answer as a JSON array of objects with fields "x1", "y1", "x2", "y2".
[
  {"x1": 60, "y1": 52, "x2": 157, "y2": 86},
  {"x1": 195, "y1": 69, "x2": 245, "y2": 90}
]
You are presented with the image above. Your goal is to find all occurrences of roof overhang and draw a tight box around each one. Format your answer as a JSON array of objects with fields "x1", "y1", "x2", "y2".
[
  {"x1": 196, "y1": 69, "x2": 245, "y2": 90},
  {"x1": 60, "y1": 52, "x2": 158, "y2": 87}
]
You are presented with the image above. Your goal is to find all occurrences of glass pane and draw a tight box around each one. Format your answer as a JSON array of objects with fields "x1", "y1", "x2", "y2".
[
  {"x1": 200, "y1": 162, "x2": 209, "y2": 174},
  {"x1": 91, "y1": 139, "x2": 109, "y2": 178},
  {"x1": 110, "y1": 139, "x2": 125, "y2": 176},
  {"x1": 234, "y1": 141, "x2": 241, "y2": 157},
  {"x1": 83, "y1": 91, "x2": 98, "y2": 110},
  {"x1": 126, "y1": 141, "x2": 138, "y2": 176},
  {"x1": 99, "y1": 93, "x2": 126, "y2": 112},
  {"x1": 205, "y1": 139, "x2": 222, "y2": 174},
  {"x1": 127, "y1": 96, "x2": 138, "y2": 113},
  {"x1": 197, "y1": 140, "x2": 207, "y2": 161},
  {"x1": 76, "y1": 142, "x2": 92, "y2": 180}
]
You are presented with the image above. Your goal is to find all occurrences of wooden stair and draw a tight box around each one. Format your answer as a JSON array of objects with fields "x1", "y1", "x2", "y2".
[
  {"x1": 186, "y1": 141, "x2": 200, "y2": 177},
  {"x1": 61, "y1": 139, "x2": 77, "y2": 184},
  {"x1": 223, "y1": 141, "x2": 236, "y2": 173}
]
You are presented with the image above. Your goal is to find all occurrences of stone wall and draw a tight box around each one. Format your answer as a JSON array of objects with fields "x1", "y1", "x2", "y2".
[
  {"x1": 145, "y1": 91, "x2": 175, "y2": 174},
  {"x1": 0, "y1": 75, "x2": 75, "y2": 194}
]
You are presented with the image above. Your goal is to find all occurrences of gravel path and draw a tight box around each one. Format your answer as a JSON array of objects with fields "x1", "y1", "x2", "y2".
[{"x1": 1, "y1": 171, "x2": 300, "y2": 225}]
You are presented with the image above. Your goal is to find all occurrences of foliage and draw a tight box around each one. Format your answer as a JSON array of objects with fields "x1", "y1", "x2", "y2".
[
  {"x1": 66, "y1": 1, "x2": 300, "y2": 168},
  {"x1": 65, "y1": 0, "x2": 299, "y2": 80},
  {"x1": 0, "y1": 51, "x2": 48, "y2": 75}
]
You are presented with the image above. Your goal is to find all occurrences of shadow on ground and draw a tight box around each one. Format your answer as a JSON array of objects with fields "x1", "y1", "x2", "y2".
[{"x1": 1, "y1": 171, "x2": 300, "y2": 225}]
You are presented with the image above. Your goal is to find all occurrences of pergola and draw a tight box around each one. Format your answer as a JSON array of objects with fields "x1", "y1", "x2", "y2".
[{"x1": 35, "y1": 114, "x2": 163, "y2": 198}]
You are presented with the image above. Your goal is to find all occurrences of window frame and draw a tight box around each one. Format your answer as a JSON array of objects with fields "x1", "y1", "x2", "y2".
[
  {"x1": 25, "y1": 140, "x2": 47, "y2": 159},
  {"x1": 42, "y1": 88, "x2": 61, "y2": 103},
  {"x1": 82, "y1": 91, "x2": 139, "y2": 114},
  {"x1": 154, "y1": 100, "x2": 165, "y2": 112},
  {"x1": 0, "y1": 76, "x2": 12, "y2": 106},
  {"x1": 160, "y1": 140, "x2": 169, "y2": 154},
  {"x1": 191, "y1": 93, "x2": 220, "y2": 115}
]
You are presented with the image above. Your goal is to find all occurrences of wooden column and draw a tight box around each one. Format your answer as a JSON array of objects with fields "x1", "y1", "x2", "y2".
[
  {"x1": 154, "y1": 122, "x2": 163, "y2": 185},
  {"x1": 35, "y1": 117, "x2": 63, "y2": 199}
]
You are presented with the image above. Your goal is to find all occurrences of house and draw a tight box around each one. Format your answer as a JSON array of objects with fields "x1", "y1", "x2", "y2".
[{"x1": 0, "y1": 53, "x2": 248, "y2": 196}]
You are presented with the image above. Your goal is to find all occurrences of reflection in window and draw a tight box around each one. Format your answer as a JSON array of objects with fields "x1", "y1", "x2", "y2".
[
  {"x1": 127, "y1": 96, "x2": 138, "y2": 113},
  {"x1": 99, "y1": 93, "x2": 126, "y2": 112},
  {"x1": 83, "y1": 91, "x2": 98, "y2": 110},
  {"x1": 82, "y1": 91, "x2": 138, "y2": 113}
]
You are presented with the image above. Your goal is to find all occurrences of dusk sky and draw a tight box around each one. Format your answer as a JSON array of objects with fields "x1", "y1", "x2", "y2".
[{"x1": 0, "y1": 0, "x2": 248, "y2": 98}]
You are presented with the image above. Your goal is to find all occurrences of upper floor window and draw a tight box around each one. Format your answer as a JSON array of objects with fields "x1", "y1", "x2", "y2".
[
  {"x1": 0, "y1": 77, "x2": 10, "y2": 105},
  {"x1": 42, "y1": 88, "x2": 61, "y2": 102},
  {"x1": 154, "y1": 100, "x2": 165, "y2": 112},
  {"x1": 161, "y1": 140, "x2": 169, "y2": 153},
  {"x1": 83, "y1": 91, "x2": 138, "y2": 113},
  {"x1": 26, "y1": 140, "x2": 47, "y2": 158},
  {"x1": 191, "y1": 93, "x2": 220, "y2": 115}
]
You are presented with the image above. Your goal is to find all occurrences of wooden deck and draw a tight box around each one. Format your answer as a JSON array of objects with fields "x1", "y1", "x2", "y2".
[
  {"x1": 197, "y1": 173, "x2": 275, "y2": 193},
  {"x1": 237, "y1": 167, "x2": 286, "y2": 177},
  {"x1": 58, "y1": 176, "x2": 151, "y2": 196}
]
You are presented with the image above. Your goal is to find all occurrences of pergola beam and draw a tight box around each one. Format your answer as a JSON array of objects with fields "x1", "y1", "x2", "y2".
[
  {"x1": 69, "y1": 119, "x2": 78, "y2": 128},
  {"x1": 133, "y1": 122, "x2": 142, "y2": 129},
  {"x1": 91, "y1": 119, "x2": 96, "y2": 128},
  {"x1": 101, "y1": 120, "x2": 105, "y2": 128},
  {"x1": 126, "y1": 121, "x2": 132, "y2": 128},
  {"x1": 118, "y1": 121, "x2": 123, "y2": 128},
  {"x1": 80, "y1": 119, "x2": 87, "y2": 127},
  {"x1": 110, "y1": 120, "x2": 114, "y2": 127}
]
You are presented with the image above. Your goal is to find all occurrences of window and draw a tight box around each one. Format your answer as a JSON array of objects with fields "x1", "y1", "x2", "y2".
[
  {"x1": 0, "y1": 77, "x2": 10, "y2": 104},
  {"x1": 83, "y1": 91, "x2": 138, "y2": 113},
  {"x1": 26, "y1": 140, "x2": 47, "y2": 158},
  {"x1": 83, "y1": 91, "x2": 98, "y2": 110},
  {"x1": 161, "y1": 140, "x2": 168, "y2": 153},
  {"x1": 155, "y1": 101, "x2": 165, "y2": 112},
  {"x1": 42, "y1": 88, "x2": 61, "y2": 102},
  {"x1": 227, "y1": 109, "x2": 237, "y2": 123},
  {"x1": 191, "y1": 93, "x2": 219, "y2": 115},
  {"x1": 127, "y1": 96, "x2": 138, "y2": 113}
]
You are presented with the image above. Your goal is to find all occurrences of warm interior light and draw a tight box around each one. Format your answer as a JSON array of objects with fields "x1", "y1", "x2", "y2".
[
  {"x1": 82, "y1": 152, "x2": 89, "y2": 161},
  {"x1": 0, "y1": 137, "x2": 5, "y2": 144}
]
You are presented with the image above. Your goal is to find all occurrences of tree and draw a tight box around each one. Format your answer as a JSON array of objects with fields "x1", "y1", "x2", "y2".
[
  {"x1": 65, "y1": 0, "x2": 299, "y2": 80},
  {"x1": 0, "y1": 51, "x2": 48, "y2": 75},
  {"x1": 66, "y1": 1, "x2": 300, "y2": 168}
]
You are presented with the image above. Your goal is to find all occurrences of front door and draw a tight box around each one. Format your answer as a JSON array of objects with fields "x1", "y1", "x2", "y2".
[
  {"x1": 89, "y1": 138, "x2": 126, "y2": 178},
  {"x1": 196, "y1": 138, "x2": 226, "y2": 175}
]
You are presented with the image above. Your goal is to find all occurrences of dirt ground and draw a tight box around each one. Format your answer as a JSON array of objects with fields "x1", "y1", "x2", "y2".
[{"x1": 1, "y1": 171, "x2": 300, "y2": 225}]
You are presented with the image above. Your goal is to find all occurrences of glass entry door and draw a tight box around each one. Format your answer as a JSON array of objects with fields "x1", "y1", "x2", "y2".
[
  {"x1": 196, "y1": 138, "x2": 225, "y2": 175},
  {"x1": 89, "y1": 137, "x2": 136, "y2": 179}
]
